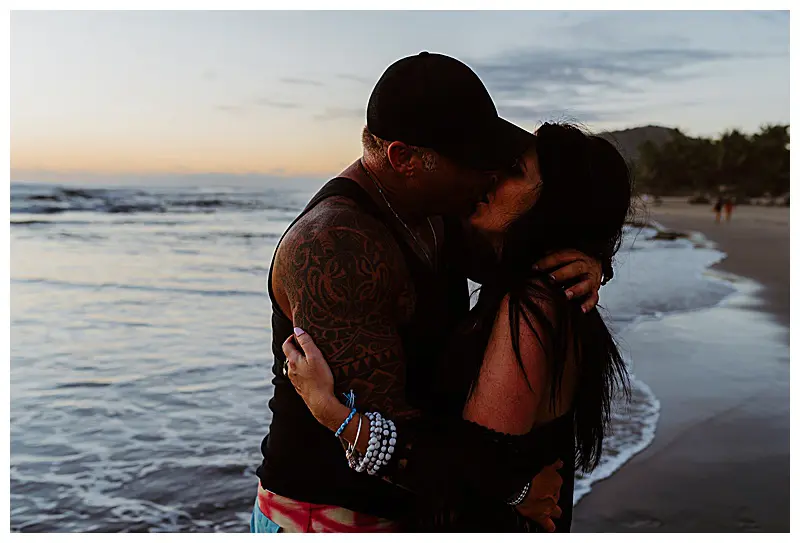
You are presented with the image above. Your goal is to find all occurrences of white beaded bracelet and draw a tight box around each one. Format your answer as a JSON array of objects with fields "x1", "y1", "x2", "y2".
[
  {"x1": 357, "y1": 413, "x2": 375, "y2": 473},
  {"x1": 356, "y1": 412, "x2": 382, "y2": 473},
  {"x1": 351, "y1": 412, "x2": 398, "y2": 476},
  {"x1": 370, "y1": 414, "x2": 396, "y2": 475},
  {"x1": 507, "y1": 481, "x2": 531, "y2": 506},
  {"x1": 368, "y1": 413, "x2": 387, "y2": 475},
  {"x1": 379, "y1": 419, "x2": 396, "y2": 467}
]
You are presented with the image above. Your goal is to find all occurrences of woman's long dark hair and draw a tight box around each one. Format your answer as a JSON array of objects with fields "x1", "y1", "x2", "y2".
[{"x1": 463, "y1": 123, "x2": 632, "y2": 473}]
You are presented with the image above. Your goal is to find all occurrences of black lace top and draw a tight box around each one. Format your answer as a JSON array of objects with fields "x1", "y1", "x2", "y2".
[
  {"x1": 382, "y1": 286, "x2": 578, "y2": 532},
  {"x1": 393, "y1": 414, "x2": 576, "y2": 532}
]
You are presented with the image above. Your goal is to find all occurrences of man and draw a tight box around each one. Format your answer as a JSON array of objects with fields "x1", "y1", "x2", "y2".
[{"x1": 252, "y1": 52, "x2": 602, "y2": 532}]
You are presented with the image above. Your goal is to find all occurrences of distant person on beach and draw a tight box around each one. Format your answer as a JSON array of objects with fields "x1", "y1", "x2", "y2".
[
  {"x1": 284, "y1": 122, "x2": 632, "y2": 531},
  {"x1": 714, "y1": 196, "x2": 724, "y2": 223},
  {"x1": 252, "y1": 53, "x2": 607, "y2": 533},
  {"x1": 724, "y1": 197, "x2": 735, "y2": 221}
]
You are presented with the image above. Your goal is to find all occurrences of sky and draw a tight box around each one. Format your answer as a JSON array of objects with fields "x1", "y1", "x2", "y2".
[{"x1": 10, "y1": 10, "x2": 790, "y2": 181}]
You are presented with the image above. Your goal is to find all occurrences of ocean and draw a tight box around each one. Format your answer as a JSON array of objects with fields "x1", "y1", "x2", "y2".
[{"x1": 10, "y1": 180, "x2": 738, "y2": 532}]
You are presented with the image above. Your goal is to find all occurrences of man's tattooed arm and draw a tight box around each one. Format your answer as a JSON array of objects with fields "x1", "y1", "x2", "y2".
[{"x1": 274, "y1": 197, "x2": 419, "y2": 419}]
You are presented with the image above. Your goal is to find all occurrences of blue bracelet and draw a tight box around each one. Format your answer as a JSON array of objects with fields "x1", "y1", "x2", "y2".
[{"x1": 335, "y1": 408, "x2": 357, "y2": 437}]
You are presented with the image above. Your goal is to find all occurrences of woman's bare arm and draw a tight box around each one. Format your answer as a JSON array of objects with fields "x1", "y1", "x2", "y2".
[{"x1": 463, "y1": 291, "x2": 555, "y2": 434}]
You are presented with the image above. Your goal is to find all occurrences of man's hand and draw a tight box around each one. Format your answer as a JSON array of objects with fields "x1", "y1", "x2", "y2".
[
  {"x1": 516, "y1": 460, "x2": 564, "y2": 532},
  {"x1": 535, "y1": 249, "x2": 603, "y2": 313}
]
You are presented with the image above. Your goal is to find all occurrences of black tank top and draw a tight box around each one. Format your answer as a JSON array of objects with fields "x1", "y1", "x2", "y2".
[{"x1": 256, "y1": 177, "x2": 470, "y2": 520}]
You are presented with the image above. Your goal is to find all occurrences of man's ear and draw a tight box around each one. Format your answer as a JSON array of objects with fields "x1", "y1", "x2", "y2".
[{"x1": 386, "y1": 142, "x2": 418, "y2": 177}]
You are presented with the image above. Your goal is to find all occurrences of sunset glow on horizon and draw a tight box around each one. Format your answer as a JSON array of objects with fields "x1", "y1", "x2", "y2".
[{"x1": 12, "y1": 10, "x2": 789, "y2": 182}]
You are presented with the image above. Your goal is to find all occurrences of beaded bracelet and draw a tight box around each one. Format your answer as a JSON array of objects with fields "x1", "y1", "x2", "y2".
[
  {"x1": 373, "y1": 417, "x2": 394, "y2": 473},
  {"x1": 366, "y1": 412, "x2": 397, "y2": 476},
  {"x1": 369, "y1": 413, "x2": 387, "y2": 474},
  {"x1": 335, "y1": 408, "x2": 357, "y2": 437},
  {"x1": 356, "y1": 412, "x2": 382, "y2": 473},
  {"x1": 368, "y1": 414, "x2": 387, "y2": 475},
  {"x1": 366, "y1": 412, "x2": 385, "y2": 474},
  {"x1": 350, "y1": 412, "x2": 398, "y2": 475},
  {"x1": 506, "y1": 481, "x2": 531, "y2": 506}
]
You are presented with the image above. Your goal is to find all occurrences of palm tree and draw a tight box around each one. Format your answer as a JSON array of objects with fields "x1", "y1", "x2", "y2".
[
  {"x1": 717, "y1": 129, "x2": 751, "y2": 194},
  {"x1": 634, "y1": 124, "x2": 789, "y2": 199}
]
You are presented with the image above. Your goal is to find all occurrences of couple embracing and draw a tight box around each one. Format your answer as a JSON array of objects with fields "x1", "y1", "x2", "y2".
[{"x1": 251, "y1": 52, "x2": 631, "y2": 533}]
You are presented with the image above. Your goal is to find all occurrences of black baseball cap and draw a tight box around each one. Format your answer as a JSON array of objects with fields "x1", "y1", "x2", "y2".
[{"x1": 366, "y1": 52, "x2": 535, "y2": 171}]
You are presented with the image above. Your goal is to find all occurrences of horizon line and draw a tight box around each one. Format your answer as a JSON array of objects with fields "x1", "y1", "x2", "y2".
[{"x1": 10, "y1": 121, "x2": 790, "y2": 182}]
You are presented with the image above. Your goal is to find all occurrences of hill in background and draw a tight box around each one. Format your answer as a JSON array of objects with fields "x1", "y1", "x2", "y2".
[{"x1": 599, "y1": 125, "x2": 680, "y2": 163}]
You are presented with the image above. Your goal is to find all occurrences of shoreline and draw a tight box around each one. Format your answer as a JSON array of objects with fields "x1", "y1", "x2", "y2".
[
  {"x1": 572, "y1": 201, "x2": 790, "y2": 532},
  {"x1": 642, "y1": 199, "x2": 789, "y2": 328}
]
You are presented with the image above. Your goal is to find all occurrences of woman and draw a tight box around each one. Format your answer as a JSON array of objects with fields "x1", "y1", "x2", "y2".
[
  {"x1": 714, "y1": 196, "x2": 724, "y2": 223},
  {"x1": 724, "y1": 197, "x2": 734, "y2": 222},
  {"x1": 283, "y1": 123, "x2": 632, "y2": 531}
]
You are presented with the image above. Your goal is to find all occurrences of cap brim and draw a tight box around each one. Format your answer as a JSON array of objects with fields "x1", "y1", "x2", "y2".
[
  {"x1": 482, "y1": 118, "x2": 537, "y2": 170},
  {"x1": 441, "y1": 117, "x2": 536, "y2": 172}
]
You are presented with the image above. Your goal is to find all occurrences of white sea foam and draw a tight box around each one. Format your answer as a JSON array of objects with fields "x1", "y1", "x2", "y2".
[
  {"x1": 573, "y1": 370, "x2": 661, "y2": 505},
  {"x1": 571, "y1": 225, "x2": 739, "y2": 506}
]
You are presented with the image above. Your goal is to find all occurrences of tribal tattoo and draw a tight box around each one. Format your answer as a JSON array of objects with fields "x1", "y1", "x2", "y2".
[{"x1": 274, "y1": 197, "x2": 419, "y2": 419}]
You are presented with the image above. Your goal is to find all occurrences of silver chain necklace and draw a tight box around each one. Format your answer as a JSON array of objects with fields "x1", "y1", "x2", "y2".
[{"x1": 359, "y1": 160, "x2": 437, "y2": 270}]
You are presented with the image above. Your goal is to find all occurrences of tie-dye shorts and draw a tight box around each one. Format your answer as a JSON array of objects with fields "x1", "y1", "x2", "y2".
[{"x1": 249, "y1": 483, "x2": 400, "y2": 533}]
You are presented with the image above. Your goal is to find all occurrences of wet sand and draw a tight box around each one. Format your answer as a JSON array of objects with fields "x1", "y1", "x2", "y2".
[
  {"x1": 573, "y1": 200, "x2": 790, "y2": 532},
  {"x1": 644, "y1": 199, "x2": 789, "y2": 327}
]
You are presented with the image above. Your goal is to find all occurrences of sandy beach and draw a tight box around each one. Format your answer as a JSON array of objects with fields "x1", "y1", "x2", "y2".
[
  {"x1": 644, "y1": 198, "x2": 789, "y2": 327},
  {"x1": 573, "y1": 199, "x2": 790, "y2": 532}
]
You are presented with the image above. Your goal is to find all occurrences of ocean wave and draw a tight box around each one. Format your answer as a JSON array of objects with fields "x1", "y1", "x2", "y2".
[
  {"x1": 11, "y1": 187, "x2": 741, "y2": 532},
  {"x1": 11, "y1": 183, "x2": 303, "y2": 216},
  {"x1": 573, "y1": 373, "x2": 661, "y2": 506},
  {"x1": 12, "y1": 219, "x2": 187, "y2": 227},
  {"x1": 153, "y1": 231, "x2": 281, "y2": 242},
  {"x1": 569, "y1": 228, "x2": 744, "y2": 508},
  {"x1": 11, "y1": 220, "x2": 55, "y2": 226},
  {"x1": 12, "y1": 277, "x2": 262, "y2": 298}
]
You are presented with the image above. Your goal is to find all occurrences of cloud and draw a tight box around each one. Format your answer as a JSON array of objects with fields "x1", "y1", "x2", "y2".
[
  {"x1": 745, "y1": 10, "x2": 788, "y2": 24},
  {"x1": 336, "y1": 73, "x2": 372, "y2": 84},
  {"x1": 496, "y1": 104, "x2": 610, "y2": 124},
  {"x1": 281, "y1": 77, "x2": 324, "y2": 87},
  {"x1": 313, "y1": 107, "x2": 365, "y2": 121},
  {"x1": 471, "y1": 47, "x2": 740, "y2": 98},
  {"x1": 465, "y1": 45, "x2": 761, "y2": 123},
  {"x1": 215, "y1": 104, "x2": 244, "y2": 114},
  {"x1": 216, "y1": 97, "x2": 302, "y2": 115},
  {"x1": 254, "y1": 98, "x2": 301, "y2": 109},
  {"x1": 201, "y1": 69, "x2": 217, "y2": 81},
  {"x1": 557, "y1": 12, "x2": 696, "y2": 49}
]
